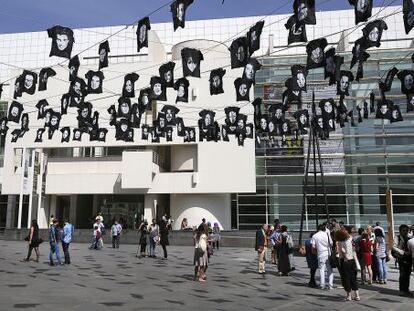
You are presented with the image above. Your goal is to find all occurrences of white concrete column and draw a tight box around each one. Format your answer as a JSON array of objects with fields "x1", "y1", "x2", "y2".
[{"x1": 6, "y1": 195, "x2": 16, "y2": 228}]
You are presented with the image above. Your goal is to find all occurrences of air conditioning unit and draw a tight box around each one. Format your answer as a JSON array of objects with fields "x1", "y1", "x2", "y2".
[
  {"x1": 192, "y1": 172, "x2": 199, "y2": 186},
  {"x1": 192, "y1": 87, "x2": 198, "y2": 100}
]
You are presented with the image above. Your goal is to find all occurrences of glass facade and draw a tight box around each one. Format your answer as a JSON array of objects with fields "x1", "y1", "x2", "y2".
[{"x1": 236, "y1": 46, "x2": 414, "y2": 230}]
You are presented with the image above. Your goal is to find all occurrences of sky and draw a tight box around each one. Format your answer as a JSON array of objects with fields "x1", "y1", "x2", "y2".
[{"x1": 0, "y1": 0, "x2": 402, "y2": 34}]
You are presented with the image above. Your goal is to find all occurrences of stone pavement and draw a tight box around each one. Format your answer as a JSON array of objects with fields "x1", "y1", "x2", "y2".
[{"x1": 0, "y1": 240, "x2": 412, "y2": 311}]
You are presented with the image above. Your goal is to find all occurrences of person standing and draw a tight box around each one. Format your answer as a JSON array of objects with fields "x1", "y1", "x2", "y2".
[
  {"x1": 359, "y1": 232, "x2": 373, "y2": 284},
  {"x1": 392, "y1": 224, "x2": 412, "y2": 296},
  {"x1": 62, "y1": 219, "x2": 74, "y2": 264},
  {"x1": 336, "y1": 228, "x2": 360, "y2": 301},
  {"x1": 111, "y1": 221, "x2": 122, "y2": 248},
  {"x1": 94, "y1": 218, "x2": 105, "y2": 248},
  {"x1": 212, "y1": 222, "x2": 220, "y2": 250},
  {"x1": 23, "y1": 219, "x2": 42, "y2": 263},
  {"x1": 277, "y1": 225, "x2": 292, "y2": 276},
  {"x1": 193, "y1": 224, "x2": 208, "y2": 282},
  {"x1": 255, "y1": 224, "x2": 268, "y2": 274},
  {"x1": 137, "y1": 220, "x2": 148, "y2": 257},
  {"x1": 311, "y1": 223, "x2": 334, "y2": 290},
  {"x1": 374, "y1": 228, "x2": 388, "y2": 284},
  {"x1": 148, "y1": 219, "x2": 159, "y2": 258},
  {"x1": 49, "y1": 219, "x2": 62, "y2": 266},
  {"x1": 159, "y1": 217, "x2": 169, "y2": 259},
  {"x1": 305, "y1": 232, "x2": 318, "y2": 288}
]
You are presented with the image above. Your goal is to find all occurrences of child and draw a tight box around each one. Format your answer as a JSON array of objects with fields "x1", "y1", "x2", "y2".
[{"x1": 89, "y1": 225, "x2": 102, "y2": 250}]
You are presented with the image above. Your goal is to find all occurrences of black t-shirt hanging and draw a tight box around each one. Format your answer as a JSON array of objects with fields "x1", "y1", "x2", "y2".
[
  {"x1": 224, "y1": 106, "x2": 240, "y2": 134},
  {"x1": 22, "y1": 70, "x2": 38, "y2": 95},
  {"x1": 60, "y1": 127, "x2": 71, "y2": 143},
  {"x1": 171, "y1": 0, "x2": 194, "y2": 31},
  {"x1": 268, "y1": 103, "x2": 285, "y2": 123},
  {"x1": 319, "y1": 98, "x2": 335, "y2": 119},
  {"x1": 291, "y1": 64, "x2": 308, "y2": 92},
  {"x1": 324, "y1": 48, "x2": 344, "y2": 85},
  {"x1": 35, "y1": 128, "x2": 45, "y2": 143},
  {"x1": 181, "y1": 48, "x2": 203, "y2": 78},
  {"x1": 375, "y1": 99, "x2": 392, "y2": 120},
  {"x1": 122, "y1": 73, "x2": 139, "y2": 98},
  {"x1": 406, "y1": 94, "x2": 414, "y2": 112},
  {"x1": 165, "y1": 127, "x2": 174, "y2": 142},
  {"x1": 351, "y1": 38, "x2": 370, "y2": 69},
  {"x1": 36, "y1": 99, "x2": 49, "y2": 119},
  {"x1": 138, "y1": 88, "x2": 152, "y2": 110},
  {"x1": 38, "y1": 67, "x2": 56, "y2": 91},
  {"x1": 85, "y1": 70, "x2": 104, "y2": 94},
  {"x1": 159, "y1": 62, "x2": 175, "y2": 88},
  {"x1": 98, "y1": 40, "x2": 110, "y2": 70},
  {"x1": 243, "y1": 58, "x2": 262, "y2": 84},
  {"x1": 174, "y1": 78, "x2": 190, "y2": 103},
  {"x1": 72, "y1": 128, "x2": 84, "y2": 141},
  {"x1": 349, "y1": 0, "x2": 373, "y2": 24},
  {"x1": 284, "y1": 78, "x2": 301, "y2": 103},
  {"x1": 229, "y1": 37, "x2": 249, "y2": 69},
  {"x1": 115, "y1": 119, "x2": 130, "y2": 141},
  {"x1": 49, "y1": 112, "x2": 61, "y2": 130},
  {"x1": 47, "y1": 25, "x2": 74, "y2": 59},
  {"x1": 390, "y1": 104, "x2": 403, "y2": 123},
  {"x1": 363, "y1": 101, "x2": 369, "y2": 118},
  {"x1": 141, "y1": 125, "x2": 150, "y2": 140},
  {"x1": 362, "y1": 19, "x2": 388, "y2": 49},
  {"x1": 306, "y1": 38, "x2": 327, "y2": 70},
  {"x1": 175, "y1": 117, "x2": 185, "y2": 136},
  {"x1": 379, "y1": 67, "x2": 398, "y2": 93},
  {"x1": 150, "y1": 76, "x2": 167, "y2": 101},
  {"x1": 8, "y1": 101, "x2": 23, "y2": 123},
  {"x1": 294, "y1": 0, "x2": 316, "y2": 25},
  {"x1": 137, "y1": 17, "x2": 151, "y2": 52},
  {"x1": 209, "y1": 68, "x2": 226, "y2": 95},
  {"x1": 370, "y1": 91, "x2": 375, "y2": 113},
  {"x1": 285, "y1": 15, "x2": 307, "y2": 45},
  {"x1": 337, "y1": 71, "x2": 354, "y2": 96},
  {"x1": 247, "y1": 21, "x2": 264, "y2": 56},
  {"x1": 117, "y1": 97, "x2": 132, "y2": 119},
  {"x1": 68, "y1": 55, "x2": 80, "y2": 82},
  {"x1": 403, "y1": 0, "x2": 414, "y2": 34},
  {"x1": 397, "y1": 70, "x2": 414, "y2": 94},
  {"x1": 234, "y1": 78, "x2": 252, "y2": 102},
  {"x1": 293, "y1": 109, "x2": 309, "y2": 134}
]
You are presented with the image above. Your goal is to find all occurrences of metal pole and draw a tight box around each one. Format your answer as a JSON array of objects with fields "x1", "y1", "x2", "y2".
[
  {"x1": 315, "y1": 129, "x2": 330, "y2": 222},
  {"x1": 312, "y1": 121, "x2": 319, "y2": 228},
  {"x1": 17, "y1": 148, "x2": 27, "y2": 229}
]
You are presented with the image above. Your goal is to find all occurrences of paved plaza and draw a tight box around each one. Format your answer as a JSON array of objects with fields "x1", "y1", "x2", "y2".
[{"x1": 0, "y1": 240, "x2": 412, "y2": 310}]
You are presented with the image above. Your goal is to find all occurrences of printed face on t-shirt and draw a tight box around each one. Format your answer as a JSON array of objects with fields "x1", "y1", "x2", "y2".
[
  {"x1": 228, "y1": 111, "x2": 237, "y2": 124},
  {"x1": 178, "y1": 85, "x2": 185, "y2": 97},
  {"x1": 73, "y1": 82, "x2": 81, "y2": 95},
  {"x1": 50, "y1": 116, "x2": 58, "y2": 127},
  {"x1": 125, "y1": 80, "x2": 132, "y2": 93},
  {"x1": 392, "y1": 110, "x2": 398, "y2": 119},
  {"x1": 324, "y1": 102, "x2": 333, "y2": 114},
  {"x1": 268, "y1": 121, "x2": 275, "y2": 132},
  {"x1": 245, "y1": 64, "x2": 254, "y2": 80},
  {"x1": 404, "y1": 74, "x2": 414, "y2": 90},
  {"x1": 81, "y1": 107, "x2": 89, "y2": 118},
  {"x1": 298, "y1": 3, "x2": 308, "y2": 21},
  {"x1": 139, "y1": 25, "x2": 147, "y2": 43},
  {"x1": 297, "y1": 73, "x2": 305, "y2": 88},
  {"x1": 212, "y1": 76, "x2": 221, "y2": 87},
  {"x1": 142, "y1": 94, "x2": 149, "y2": 105},
  {"x1": 56, "y1": 33, "x2": 69, "y2": 51},
  {"x1": 186, "y1": 57, "x2": 197, "y2": 73},
  {"x1": 275, "y1": 108, "x2": 283, "y2": 119},
  {"x1": 91, "y1": 76, "x2": 100, "y2": 90},
  {"x1": 340, "y1": 76, "x2": 349, "y2": 92},
  {"x1": 204, "y1": 114, "x2": 211, "y2": 127},
  {"x1": 356, "y1": 0, "x2": 369, "y2": 13},
  {"x1": 250, "y1": 31, "x2": 257, "y2": 45},
  {"x1": 311, "y1": 47, "x2": 323, "y2": 64},
  {"x1": 236, "y1": 46, "x2": 245, "y2": 62},
  {"x1": 166, "y1": 109, "x2": 173, "y2": 122},
  {"x1": 99, "y1": 49, "x2": 106, "y2": 63},
  {"x1": 120, "y1": 102, "x2": 130, "y2": 114},
  {"x1": 164, "y1": 71, "x2": 172, "y2": 83},
  {"x1": 177, "y1": 3, "x2": 185, "y2": 21},
  {"x1": 63, "y1": 130, "x2": 69, "y2": 139},
  {"x1": 368, "y1": 27, "x2": 379, "y2": 42},
  {"x1": 299, "y1": 114, "x2": 307, "y2": 125},
  {"x1": 260, "y1": 118, "x2": 267, "y2": 130},
  {"x1": 153, "y1": 83, "x2": 162, "y2": 96},
  {"x1": 11, "y1": 107, "x2": 19, "y2": 117},
  {"x1": 380, "y1": 104, "x2": 388, "y2": 115},
  {"x1": 24, "y1": 75, "x2": 34, "y2": 89},
  {"x1": 317, "y1": 117, "x2": 324, "y2": 128},
  {"x1": 239, "y1": 84, "x2": 248, "y2": 97}
]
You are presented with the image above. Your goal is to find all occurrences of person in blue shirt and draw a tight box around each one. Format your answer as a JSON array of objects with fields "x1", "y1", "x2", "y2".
[
  {"x1": 305, "y1": 232, "x2": 319, "y2": 288},
  {"x1": 49, "y1": 219, "x2": 62, "y2": 266},
  {"x1": 62, "y1": 219, "x2": 74, "y2": 264}
]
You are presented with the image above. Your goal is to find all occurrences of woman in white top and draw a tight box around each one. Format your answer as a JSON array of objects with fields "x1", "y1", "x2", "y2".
[
  {"x1": 336, "y1": 228, "x2": 360, "y2": 301},
  {"x1": 194, "y1": 224, "x2": 208, "y2": 282}
]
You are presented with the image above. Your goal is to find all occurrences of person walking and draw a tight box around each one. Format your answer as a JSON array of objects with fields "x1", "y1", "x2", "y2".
[
  {"x1": 49, "y1": 219, "x2": 62, "y2": 266},
  {"x1": 311, "y1": 223, "x2": 334, "y2": 290},
  {"x1": 94, "y1": 218, "x2": 105, "y2": 248},
  {"x1": 392, "y1": 224, "x2": 412, "y2": 296},
  {"x1": 193, "y1": 224, "x2": 208, "y2": 282},
  {"x1": 159, "y1": 217, "x2": 169, "y2": 259},
  {"x1": 111, "y1": 220, "x2": 122, "y2": 248},
  {"x1": 62, "y1": 219, "x2": 74, "y2": 264},
  {"x1": 148, "y1": 219, "x2": 159, "y2": 258},
  {"x1": 23, "y1": 219, "x2": 42, "y2": 263},
  {"x1": 137, "y1": 220, "x2": 148, "y2": 257},
  {"x1": 305, "y1": 232, "x2": 318, "y2": 288},
  {"x1": 336, "y1": 228, "x2": 360, "y2": 301},
  {"x1": 255, "y1": 224, "x2": 268, "y2": 274},
  {"x1": 277, "y1": 225, "x2": 292, "y2": 276},
  {"x1": 374, "y1": 228, "x2": 388, "y2": 284}
]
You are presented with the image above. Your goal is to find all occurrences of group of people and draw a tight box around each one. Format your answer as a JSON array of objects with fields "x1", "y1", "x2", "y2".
[
  {"x1": 23, "y1": 217, "x2": 74, "y2": 266},
  {"x1": 137, "y1": 216, "x2": 171, "y2": 259},
  {"x1": 89, "y1": 213, "x2": 123, "y2": 250},
  {"x1": 255, "y1": 220, "x2": 295, "y2": 276},
  {"x1": 303, "y1": 220, "x2": 414, "y2": 300}
]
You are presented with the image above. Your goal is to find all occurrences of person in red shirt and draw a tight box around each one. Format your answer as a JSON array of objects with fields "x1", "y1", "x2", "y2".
[{"x1": 359, "y1": 232, "x2": 373, "y2": 284}]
